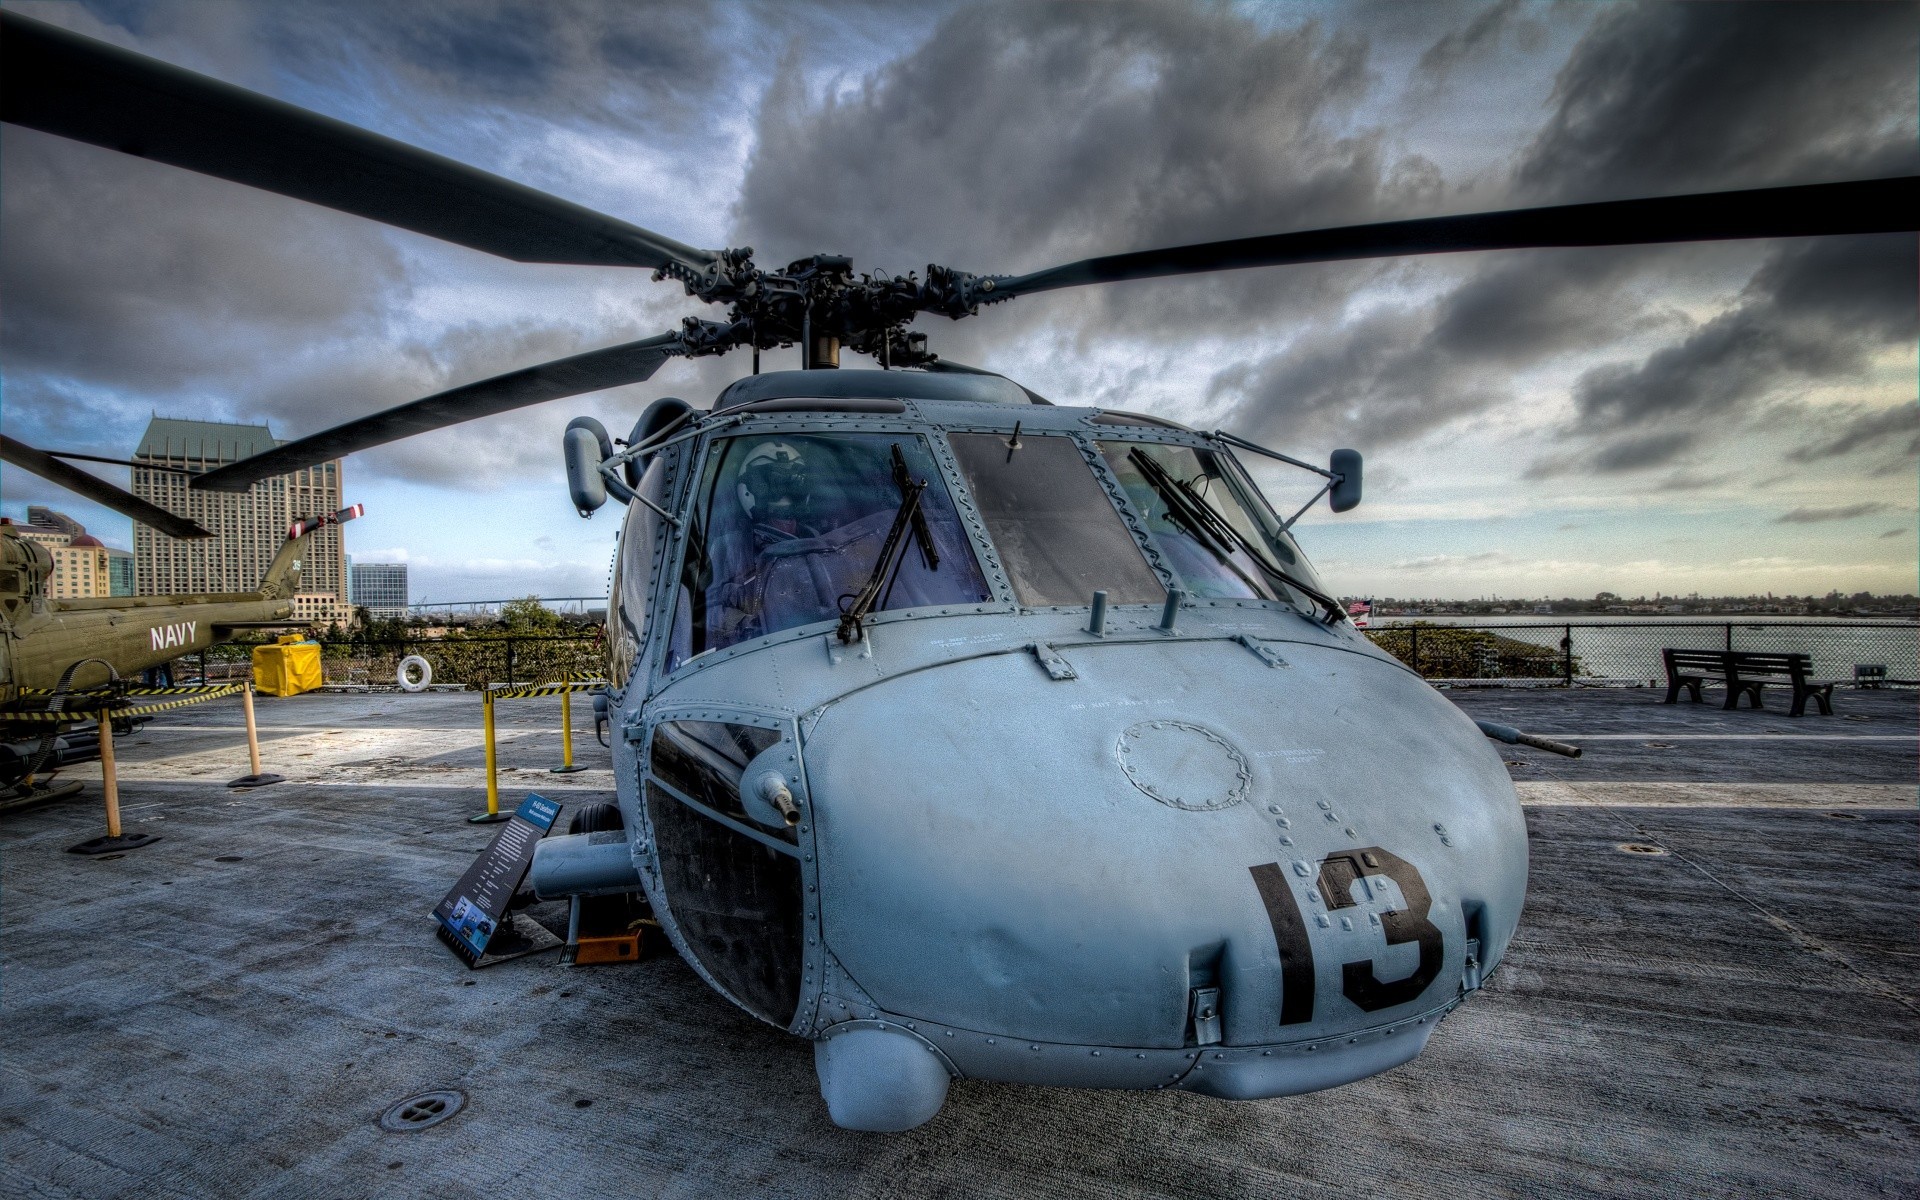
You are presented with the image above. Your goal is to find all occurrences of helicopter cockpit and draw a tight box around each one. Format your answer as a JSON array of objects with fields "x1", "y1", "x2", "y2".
[
  {"x1": 1097, "y1": 441, "x2": 1328, "y2": 610},
  {"x1": 626, "y1": 408, "x2": 1345, "y2": 679},
  {"x1": 667, "y1": 433, "x2": 992, "y2": 671}
]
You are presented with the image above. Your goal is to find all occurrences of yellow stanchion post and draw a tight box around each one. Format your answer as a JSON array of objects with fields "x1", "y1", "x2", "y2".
[
  {"x1": 243, "y1": 685, "x2": 262, "y2": 776},
  {"x1": 66, "y1": 706, "x2": 159, "y2": 855},
  {"x1": 551, "y1": 686, "x2": 585, "y2": 774},
  {"x1": 99, "y1": 709, "x2": 121, "y2": 839},
  {"x1": 227, "y1": 682, "x2": 285, "y2": 789},
  {"x1": 470, "y1": 687, "x2": 509, "y2": 823}
]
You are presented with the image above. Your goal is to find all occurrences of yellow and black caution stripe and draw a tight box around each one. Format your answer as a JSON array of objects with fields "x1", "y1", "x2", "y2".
[
  {"x1": 488, "y1": 677, "x2": 607, "y2": 701},
  {"x1": 3, "y1": 683, "x2": 244, "y2": 723},
  {"x1": 16, "y1": 683, "x2": 242, "y2": 698}
]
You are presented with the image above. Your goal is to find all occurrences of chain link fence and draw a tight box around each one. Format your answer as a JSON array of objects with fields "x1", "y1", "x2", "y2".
[
  {"x1": 170, "y1": 621, "x2": 1913, "y2": 691},
  {"x1": 182, "y1": 634, "x2": 607, "y2": 689},
  {"x1": 1364, "y1": 621, "x2": 1917, "y2": 686}
]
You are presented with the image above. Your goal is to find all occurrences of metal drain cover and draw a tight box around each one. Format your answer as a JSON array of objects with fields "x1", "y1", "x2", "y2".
[{"x1": 379, "y1": 1090, "x2": 466, "y2": 1132}]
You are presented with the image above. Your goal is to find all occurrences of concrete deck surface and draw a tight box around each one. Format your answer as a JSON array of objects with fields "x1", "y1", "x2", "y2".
[{"x1": 3, "y1": 686, "x2": 1915, "y2": 1198}]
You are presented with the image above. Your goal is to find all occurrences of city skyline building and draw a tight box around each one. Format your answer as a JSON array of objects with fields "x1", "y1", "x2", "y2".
[
  {"x1": 27, "y1": 506, "x2": 85, "y2": 538},
  {"x1": 7, "y1": 508, "x2": 117, "y2": 599},
  {"x1": 49, "y1": 534, "x2": 112, "y2": 599},
  {"x1": 107, "y1": 548, "x2": 134, "y2": 596},
  {"x1": 350, "y1": 560, "x2": 409, "y2": 618},
  {"x1": 132, "y1": 416, "x2": 348, "y2": 623}
]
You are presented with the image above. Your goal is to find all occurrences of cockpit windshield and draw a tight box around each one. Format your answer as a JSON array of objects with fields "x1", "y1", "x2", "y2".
[
  {"x1": 1099, "y1": 441, "x2": 1331, "y2": 612},
  {"x1": 667, "y1": 433, "x2": 990, "y2": 670}
]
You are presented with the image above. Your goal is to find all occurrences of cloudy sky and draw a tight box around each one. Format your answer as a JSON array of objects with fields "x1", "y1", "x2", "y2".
[{"x1": 2, "y1": 0, "x2": 1914, "y2": 602}]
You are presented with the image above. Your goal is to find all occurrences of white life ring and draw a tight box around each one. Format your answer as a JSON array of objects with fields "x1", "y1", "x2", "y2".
[{"x1": 397, "y1": 655, "x2": 433, "y2": 692}]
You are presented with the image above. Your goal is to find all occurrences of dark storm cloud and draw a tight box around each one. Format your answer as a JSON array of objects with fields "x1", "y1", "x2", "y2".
[
  {"x1": 1227, "y1": 0, "x2": 1917, "y2": 461},
  {"x1": 1516, "y1": 2, "x2": 1919, "y2": 201},
  {"x1": 0, "y1": 126, "x2": 407, "y2": 397},
  {"x1": 730, "y1": 0, "x2": 1708, "y2": 447},
  {"x1": 1521, "y1": 430, "x2": 1703, "y2": 481},
  {"x1": 1785, "y1": 403, "x2": 1920, "y2": 465},
  {"x1": 6, "y1": 0, "x2": 1914, "y2": 510},
  {"x1": 64, "y1": 0, "x2": 737, "y2": 135},
  {"x1": 1775, "y1": 503, "x2": 1893, "y2": 525},
  {"x1": 1208, "y1": 238, "x2": 1709, "y2": 450},
  {"x1": 732, "y1": 0, "x2": 1451, "y2": 349},
  {"x1": 1513, "y1": 2, "x2": 1919, "y2": 474},
  {"x1": 1567, "y1": 235, "x2": 1916, "y2": 452},
  {"x1": 1413, "y1": 0, "x2": 1535, "y2": 87},
  {"x1": 1, "y1": 0, "x2": 775, "y2": 490},
  {"x1": 1200, "y1": 1, "x2": 1916, "y2": 457}
]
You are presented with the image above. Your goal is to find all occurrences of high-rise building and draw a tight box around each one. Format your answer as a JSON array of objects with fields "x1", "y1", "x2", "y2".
[
  {"x1": 107, "y1": 548, "x2": 135, "y2": 596},
  {"x1": 350, "y1": 561, "x2": 409, "y2": 618},
  {"x1": 5, "y1": 510, "x2": 119, "y2": 598},
  {"x1": 132, "y1": 417, "x2": 348, "y2": 621},
  {"x1": 9, "y1": 520, "x2": 71, "y2": 555},
  {"x1": 27, "y1": 506, "x2": 85, "y2": 537},
  {"x1": 50, "y1": 535, "x2": 112, "y2": 599}
]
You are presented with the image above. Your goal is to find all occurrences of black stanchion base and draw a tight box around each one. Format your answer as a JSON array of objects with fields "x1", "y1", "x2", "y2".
[
  {"x1": 549, "y1": 764, "x2": 588, "y2": 774},
  {"x1": 67, "y1": 831, "x2": 161, "y2": 856},
  {"x1": 227, "y1": 773, "x2": 286, "y2": 789},
  {"x1": 467, "y1": 811, "x2": 512, "y2": 824}
]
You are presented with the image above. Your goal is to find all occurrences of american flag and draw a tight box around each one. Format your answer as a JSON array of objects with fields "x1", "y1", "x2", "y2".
[{"x1": 1346, "y1": 598, "x2": 1372, "y2": 628}]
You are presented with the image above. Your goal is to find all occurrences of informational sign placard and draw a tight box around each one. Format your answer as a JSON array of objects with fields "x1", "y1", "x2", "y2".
[{"x1": 433, "y1": 793, "x2": 561, "y2": 964}]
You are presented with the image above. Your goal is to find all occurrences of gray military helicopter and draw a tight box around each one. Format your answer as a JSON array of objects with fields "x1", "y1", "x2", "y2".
[{"x1": 5, "y1": 11, "x2": 1912, "y2": 1131}]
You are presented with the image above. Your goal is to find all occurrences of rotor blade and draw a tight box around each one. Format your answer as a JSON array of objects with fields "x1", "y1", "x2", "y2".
[
  {"x1": 0, "y1": 11, "x2": 718, "y2": 276},
  {"x1": 989, "y1": 176, "x2": 1920, "y2": 299},
  {"x1": 0, "y1": 435, "x2": 212, "y2": 539},
  {"x1": 193, "y1": 331, "x2": 688, "y2": 492},
  {"x1": 46, "y1": 450, "x2": 191, "y2": 476}
]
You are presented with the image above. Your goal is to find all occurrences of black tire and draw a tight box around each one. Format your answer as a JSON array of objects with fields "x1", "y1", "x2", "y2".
[{"x1": 566, "y1": 801, "x2": 623, "y2": 835}]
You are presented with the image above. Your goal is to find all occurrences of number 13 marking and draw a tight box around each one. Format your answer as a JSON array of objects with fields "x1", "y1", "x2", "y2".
[{"x1": 1249, "y1": 846, "x2": 1446, "y2": 1023}]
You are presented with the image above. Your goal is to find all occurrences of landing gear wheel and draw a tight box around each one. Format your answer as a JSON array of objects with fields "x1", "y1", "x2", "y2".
[{"x1": 567, "y1": 801, "x2": 623, "y2": 835}]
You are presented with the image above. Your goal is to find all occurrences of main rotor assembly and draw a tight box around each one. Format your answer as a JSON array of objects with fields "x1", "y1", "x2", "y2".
[{"x1": 1, "y1": 9, "x2": 1914, "y2": 508}]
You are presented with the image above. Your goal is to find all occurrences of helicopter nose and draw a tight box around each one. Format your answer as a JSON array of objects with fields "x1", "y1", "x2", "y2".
[{"x1": 801, "y1": 634, "x2": 1526, "y2": 1071}]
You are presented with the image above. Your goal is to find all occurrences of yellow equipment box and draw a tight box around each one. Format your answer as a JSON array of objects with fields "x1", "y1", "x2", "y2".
[{"x1": 252, "y1": 634, "x2": 323, "y2": 697}]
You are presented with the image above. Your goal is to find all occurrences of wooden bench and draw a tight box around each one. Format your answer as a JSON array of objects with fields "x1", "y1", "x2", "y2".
[{"x1": 1662, "y1": 648, "x2": 1837, "y2": 716}]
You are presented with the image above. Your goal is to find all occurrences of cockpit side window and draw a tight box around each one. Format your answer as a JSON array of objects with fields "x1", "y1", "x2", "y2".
[
  {"x1": 608, "y1": 452, "x2": 674, "y2": 687},
  {"x1": 949, "y1": 433, "x2": 1164, "y2": 607},
  {"x1": 666, "y1": 432, "x2": 990, "y2": 670},
  {"x1": 1098, "y1": 440, "x2": 1329, "y2": 607}
]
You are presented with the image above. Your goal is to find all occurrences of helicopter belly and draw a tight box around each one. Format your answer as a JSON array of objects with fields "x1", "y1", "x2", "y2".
[{"x1": 802, "y1": 637, "x2": 1526, "y2": 1077}]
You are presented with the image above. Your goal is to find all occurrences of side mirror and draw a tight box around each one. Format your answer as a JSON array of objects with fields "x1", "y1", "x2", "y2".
[
  {"x1": 1328, "y1": 449, "x2": 1362, "y2": 513},
  {"x1": 564, "y1": 417, "x2": 613, "y2": 516}
]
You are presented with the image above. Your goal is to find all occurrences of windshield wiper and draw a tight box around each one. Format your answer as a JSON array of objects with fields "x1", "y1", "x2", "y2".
[
  {"x1": 837, "y1": 447, "x2": 930, "y2": 643},
  {"x1": 1127, "y1": 449, "x2": 1347, "y2": 624},
  {"x1": 891, "y1": 442, "x2": 939, "y2": 572}
]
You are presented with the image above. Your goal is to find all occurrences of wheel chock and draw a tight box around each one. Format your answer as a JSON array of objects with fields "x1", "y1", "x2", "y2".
[{"x1": 566, "y1": 928, "x2": 645, "y2": 966}]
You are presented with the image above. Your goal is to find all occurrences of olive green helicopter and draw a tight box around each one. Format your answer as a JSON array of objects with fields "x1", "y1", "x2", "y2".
[{"x1": 0, "y1": 433, "x2": 360, "y2": 798}]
